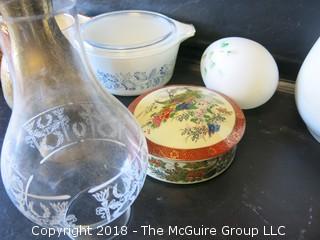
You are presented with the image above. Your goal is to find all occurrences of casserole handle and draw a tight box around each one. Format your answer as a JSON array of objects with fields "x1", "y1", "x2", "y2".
[
  {"x1": 174, "y1": 20, "x2": 196, "y2": 42},
  {"x1": 78, "y1": 14, "x2": 91, "y2": 25}
]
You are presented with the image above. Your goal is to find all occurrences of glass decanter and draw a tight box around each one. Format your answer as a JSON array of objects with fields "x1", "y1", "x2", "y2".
[{"x1": 0, "y1": 0, "x2": 148, "y2": 239}]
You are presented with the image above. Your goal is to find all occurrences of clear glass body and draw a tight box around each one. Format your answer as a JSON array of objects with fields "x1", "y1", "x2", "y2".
[{"x1": 0, "y1": 0, "x2": 148, "y2": 238}]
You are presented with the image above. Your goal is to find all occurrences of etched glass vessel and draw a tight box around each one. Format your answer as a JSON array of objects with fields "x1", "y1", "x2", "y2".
[{"x1": 0, "y1": 0, "x2": 148, "y2": 239}]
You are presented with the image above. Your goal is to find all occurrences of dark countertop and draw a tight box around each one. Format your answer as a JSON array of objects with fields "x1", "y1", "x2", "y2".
[{"x1": 0, "y1": 57, "x2": 319, "y2": 240}]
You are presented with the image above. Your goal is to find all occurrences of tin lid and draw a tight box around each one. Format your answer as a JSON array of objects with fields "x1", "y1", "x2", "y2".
[{"x1": 129, "y1": 85, "x2": 246, "y2": 161}]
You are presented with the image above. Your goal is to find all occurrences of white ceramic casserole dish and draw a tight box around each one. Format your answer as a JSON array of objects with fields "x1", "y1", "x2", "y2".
[{"x1": 81, "y1": 10, "x2": 196, "y2": 96}]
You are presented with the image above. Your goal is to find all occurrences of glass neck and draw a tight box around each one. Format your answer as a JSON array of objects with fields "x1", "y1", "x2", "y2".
[
  {"x1": 0, "y1": 0, "x2": 53, "y2": 19},
  {"x1": 0, "y1": 0, "x2": 61, "y2": 54},
  {"x1": 4, "y1": 14, "x2": 75, "y2": 78},
  {"x1": 0, "y1": 0, "x2": 90, "y2": 110}
]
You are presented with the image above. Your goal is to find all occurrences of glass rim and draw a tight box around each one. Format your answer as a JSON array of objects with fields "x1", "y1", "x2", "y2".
[
  {"x1": 0, "y1": 0, "x2": 76, "y2": 24},
  {"x1": 81, "y1": 10, "x2": 176, "y2": 51}
]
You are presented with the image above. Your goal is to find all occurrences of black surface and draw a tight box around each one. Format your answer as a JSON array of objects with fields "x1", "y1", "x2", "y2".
[
  {"x1": 0, "y1": 57, "x2": 319, "y2": 239},
  {"x1": 76, "y1": 0, "x2": 320, "y2": 79}
]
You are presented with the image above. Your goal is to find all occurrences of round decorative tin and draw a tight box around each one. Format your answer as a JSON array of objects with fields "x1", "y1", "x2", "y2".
[{"x1": 129, "y1": 85, "x2": 246, "y2": 184}]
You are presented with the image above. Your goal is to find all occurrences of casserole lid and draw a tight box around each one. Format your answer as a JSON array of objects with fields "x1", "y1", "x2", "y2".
[
  {"x1": 129, "y1": 85, "x2": 246, "y2": 161},
  {"x1": 81, "y1": 10, "x2": 176, "y2": 51}
]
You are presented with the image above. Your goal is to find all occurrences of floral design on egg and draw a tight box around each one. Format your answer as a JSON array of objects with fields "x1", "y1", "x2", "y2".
[{"x1": 202, "y1": 41, "x2": 234, "y2": 77}]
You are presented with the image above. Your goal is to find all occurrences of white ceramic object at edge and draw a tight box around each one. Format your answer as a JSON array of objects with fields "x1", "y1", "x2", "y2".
[
  {"x1": 296, "y1": 37, "x2": 320, "y2": 143},
  {"x1": 201, "y1": 37, "x2": 279, "y2": 109},
  {"x1": 81, "y1": 10, "x2": 196, "y2": 96}
]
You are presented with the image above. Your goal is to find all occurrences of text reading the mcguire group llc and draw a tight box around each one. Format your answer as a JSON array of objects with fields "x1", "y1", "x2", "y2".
[
  {"x1": 139, "y1": 225, "x2": 286, "y2": 237},
  {"x1": 32, "y1": 225, "x2": 286, "y2": 238}
]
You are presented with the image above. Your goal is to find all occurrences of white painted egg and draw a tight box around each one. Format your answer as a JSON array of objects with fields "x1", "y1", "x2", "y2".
[{"x1": 200, "y1": 37, "x2": 279, "y2": 109}]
